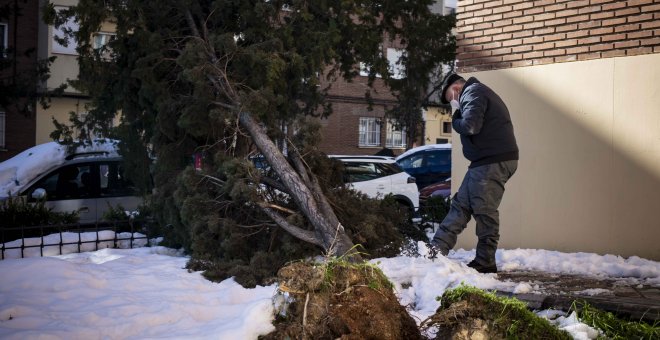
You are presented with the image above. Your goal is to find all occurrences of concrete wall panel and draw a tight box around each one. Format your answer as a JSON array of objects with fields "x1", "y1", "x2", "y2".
[{"x1": 452, "y1": 54, "x2": 660, "y2": 260}]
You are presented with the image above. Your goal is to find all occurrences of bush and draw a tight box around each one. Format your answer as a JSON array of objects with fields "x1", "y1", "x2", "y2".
[
  {"x1": 100, "y1": 203, "x2": 155, "y2": 236},
  {"x1": 420, "y1": 195, "x2": 451, "y2": 224},
  {"x1": 0, "y1": 196, "x2": 79, "y2": 241},
  {"x1": 152, "y1": 145, "x2": 422, "y2": 287}
]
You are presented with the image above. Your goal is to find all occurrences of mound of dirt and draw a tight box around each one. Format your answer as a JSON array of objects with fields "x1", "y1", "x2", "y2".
[
  {"x1": 261, "y1": 261, "x2": 423, "y2": 340},
  {"x1": 421, "y1": 286, "x2": 571, "y2": 340}
]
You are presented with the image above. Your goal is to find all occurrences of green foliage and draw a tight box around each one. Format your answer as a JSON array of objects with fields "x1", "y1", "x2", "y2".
[
  {"x1": 320, "y1": 256, "x2": 394, "y2": 292},
  {"x1": 0, "y1": 197, "x2": 79, "y2": 241},
  {"x1": 437, "y1": 285, "x2": 571, "y2": 340},
  {"x1": 0, "y1": 197, "x2": 79, "y2": 227},
  {"x1": 45, "y1": 0, "x2": 456, "y2": 285},
  {"x1": 177, "y1": 147, "x2": 418, "y2": 287},
  {"x1": 421, "y1": 196, "x2": 451, "y2": 223},
  {"x1": 571, "y1": 300, "x2": 660, "y2": 340}
]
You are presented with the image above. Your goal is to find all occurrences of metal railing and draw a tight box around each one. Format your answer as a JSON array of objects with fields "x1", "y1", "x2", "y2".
[{"x1": 0, "y1": 219, "x2": 154, "y2": 260}]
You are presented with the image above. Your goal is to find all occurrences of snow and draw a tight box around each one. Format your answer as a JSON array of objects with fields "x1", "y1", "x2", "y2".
[
  {"x1": 0, "y1": 246, "x2": 276, "y2": 340},
  {"x1": 0, "y1": 140, "x2": 119, "y2": 198},
  {"x1": 0, "y1": 231, "x2": 149, "y2": 259},
  {"x1": 395, "y1": 143, "x2": 451, "y2": 161},
  {"x1": 1, "y1": 235, "x2": 659, "y2": 339}
]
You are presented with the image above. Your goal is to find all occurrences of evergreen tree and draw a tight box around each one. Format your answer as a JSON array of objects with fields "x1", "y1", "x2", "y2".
[{"x1": 45, "y1": 0, "x2": 455, "y2": 262}]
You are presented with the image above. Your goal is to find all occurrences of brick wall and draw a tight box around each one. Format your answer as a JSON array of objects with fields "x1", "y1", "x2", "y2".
[
  {"x1": 0, "y1": 0, "x2": 39, "y2": 161},
  {"x1": 455, "y1": 0, "x2": 660, "y2": 72},
  {"x1": 318, "y1": 59, "x2": 402, "y2": 155}
]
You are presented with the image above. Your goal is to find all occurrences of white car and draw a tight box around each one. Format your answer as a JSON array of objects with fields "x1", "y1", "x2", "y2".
[
  {"x1": 330, "y1": 155, "x2": 419, "y2": 212},
  {"x1": 0, "y1": 140, "x2": 142, "y2": 225}
]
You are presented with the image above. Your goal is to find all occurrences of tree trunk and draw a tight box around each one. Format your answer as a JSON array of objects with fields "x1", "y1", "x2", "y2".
[{"x1": 238, "y1": 111, "x2": 357, "y2": 258}]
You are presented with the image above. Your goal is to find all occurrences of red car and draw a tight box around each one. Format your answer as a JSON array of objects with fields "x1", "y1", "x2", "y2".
[{"x1": 419, "y1": 178, "x2": 451, "y2": 205}]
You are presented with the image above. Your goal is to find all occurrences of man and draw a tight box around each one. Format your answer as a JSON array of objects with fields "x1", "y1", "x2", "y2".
[{"x1": 431, "y1": 73, "x2": 518, "y2": 273}]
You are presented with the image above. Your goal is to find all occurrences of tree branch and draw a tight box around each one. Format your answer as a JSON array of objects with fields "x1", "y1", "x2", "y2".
[
  {"x1": 260, "y1": 176, "x2": 290, "y2": 195},
  {"x1": 257, "y1": 204, "x2": 324, "y2": 247}
]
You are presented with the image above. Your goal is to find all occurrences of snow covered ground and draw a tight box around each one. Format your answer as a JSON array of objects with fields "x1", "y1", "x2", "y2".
[{"x1": 1, "y1": 235, "x2": 659, "y2": 339}]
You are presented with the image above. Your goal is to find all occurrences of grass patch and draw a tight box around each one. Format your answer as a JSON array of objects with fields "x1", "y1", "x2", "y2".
[
  {"x1": 424, "y1": 284, "x2": 571, "y2": 339},
  {"x1": 571, "y1": 300, "x2": 660, "y2": 339},
  {"x1": 320, "y1": 255, "x2": 394, "y2": 292}
]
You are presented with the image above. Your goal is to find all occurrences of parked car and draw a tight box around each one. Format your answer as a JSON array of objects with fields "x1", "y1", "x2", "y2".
[
  {"x1": 419, "y1": 178, "x2": 451, "y2": 207},
  {"x1": 395, "y1": 144, "x2": 451, "y2": 190},
  {"x1": 0, "y1": 140, "x2": 142, "y2": 225},
  {"x1": 329, "y1": 155, "x2": 419, "y2": 211}
]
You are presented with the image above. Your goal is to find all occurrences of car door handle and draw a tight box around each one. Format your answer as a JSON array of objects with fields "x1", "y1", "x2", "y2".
[
  {"x1": 377, "y1": 185, "x2": 385, "y2": 189},
  {"x1": 78, "y1": 207, "x2": 90, "y2": 213}
]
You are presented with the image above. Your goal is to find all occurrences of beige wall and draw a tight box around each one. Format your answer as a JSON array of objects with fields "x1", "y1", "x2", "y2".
[
  {"x1": 453, "y1": 53, "x2": 660, "y2": 260},
  {"x1": 35, "y1": 0, "x2": 120, "y2": 145},
  {"x1": 424, "y1": 106, "x2": 453, "y2": 145},
  {"x1": 35, "y1": 97, "x2": 90, "y2": 145},
  {"x1": 40, "y1": 0, "x2": 81, "y2": 94}
]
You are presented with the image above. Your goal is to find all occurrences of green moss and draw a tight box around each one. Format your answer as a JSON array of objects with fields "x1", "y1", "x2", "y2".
[
  {"x1": 571, "y1": 300, "x2": 660, "y2": 340},
  {"x1": 436, "y1": 285, "x2": 571, "y2": 340},
  {"x1": 320, "y1": 256, "x2": 393, "y2": 292}
]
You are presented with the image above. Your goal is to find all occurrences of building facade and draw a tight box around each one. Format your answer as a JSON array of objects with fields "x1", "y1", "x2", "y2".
[
  {"x1": 317, "y1": 56, "x2": 407, "y2": 156},
  {"x1": 424, "y1": 106, "x2": 453, "y2": 145},
  {"x1": 36, "y1": 0, "x2": 99, "y2": 146},
  {"x1": 452, "y1": 0, "x2": 660, "y2": 260},
  {"x1": 318, "y1": 0, "x2": 457, "y2": 156},
  {"x1": 0, "y1": 0, "x2": 40, "y2": 161}
]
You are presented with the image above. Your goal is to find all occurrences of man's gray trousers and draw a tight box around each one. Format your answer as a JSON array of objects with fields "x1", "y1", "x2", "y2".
[{"x1": 432, "y1": 160, "x2": 518, "y2": 265}]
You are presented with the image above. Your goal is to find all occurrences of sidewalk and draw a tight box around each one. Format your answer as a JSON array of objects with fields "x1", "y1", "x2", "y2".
[{"x1": 496, "y1": 270, "x2": 660, "y2": 322}]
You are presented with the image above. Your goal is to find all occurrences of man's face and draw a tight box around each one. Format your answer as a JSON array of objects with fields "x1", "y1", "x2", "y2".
[{"x1": 445, "y1": 83, "x2": 459, "y2": 103}]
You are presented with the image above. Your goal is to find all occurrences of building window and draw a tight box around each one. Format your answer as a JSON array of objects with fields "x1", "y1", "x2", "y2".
[
  {"x1": 92, "y1": 32, "x2": 115, "y2": 49},
  {"x1": 0, "y1": 112, "x2": 5, "y2": 149},
  {"x1": 436, "y1": 138, "x2": 449, "y2": 144},
  {"x1": 0, "y1": 23, "x2": 7, "y2": 58},
  {"x1": 52, "y1": 6, "x2": 79, "y2": 55},
  {"x1": 359, "y1": 117, "x2": 381, "y2": 147},
  {"x1": 386, "y1": 120, "x2": 407, "y2": 148},
  {"x1": 92, "y1": 32, "x2": 116, "y2": 60},
  {"x1": 442, "y1": 122, "x2": 452, "y2": 134},
  {"x1": 387, "y1": 48, "x2": 406, "y2": 80}
]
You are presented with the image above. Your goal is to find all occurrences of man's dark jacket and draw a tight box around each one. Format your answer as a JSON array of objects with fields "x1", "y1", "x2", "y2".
[{"x1": 452, "y1": 77, "x2": 519, "y2": 168}]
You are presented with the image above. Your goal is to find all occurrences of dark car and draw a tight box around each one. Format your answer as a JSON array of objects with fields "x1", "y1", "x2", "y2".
[
  {"x1": 395, "y1": 144, "x2": 451, "y2": 190},
  {"x1": 419, "y1": 178, "x2": 451, "y2": 206}
]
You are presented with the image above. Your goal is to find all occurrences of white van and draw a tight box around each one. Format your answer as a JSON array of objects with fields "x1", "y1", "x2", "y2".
[{"x1": 0, "y1": 141, "x2": 142, "y2": 225}]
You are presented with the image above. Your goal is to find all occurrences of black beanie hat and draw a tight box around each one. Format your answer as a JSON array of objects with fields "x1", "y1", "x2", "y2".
[{"x1": 440, "y1": 73, "x2": 464, "y2": 104}]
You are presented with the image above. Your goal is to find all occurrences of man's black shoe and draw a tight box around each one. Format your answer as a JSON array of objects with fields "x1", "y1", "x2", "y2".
[{"x1": 467, "y1": 260, "x2": 497, "y2": 274}]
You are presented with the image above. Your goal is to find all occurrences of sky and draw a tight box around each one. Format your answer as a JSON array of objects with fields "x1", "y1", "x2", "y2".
[{"x1": 2, "y1": 233, "x2": 659, "y2": 339}]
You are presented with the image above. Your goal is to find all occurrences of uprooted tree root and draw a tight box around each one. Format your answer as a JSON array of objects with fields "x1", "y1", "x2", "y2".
[
  {"x1": 260, "y1": 259, "x2": 423, "y2": 340},
  {"x1": 421, "y1": 285, "x2": 571, "y2": 340}
]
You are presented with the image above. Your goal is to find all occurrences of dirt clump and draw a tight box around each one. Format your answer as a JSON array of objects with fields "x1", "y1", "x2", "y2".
[
  {"x1": 421, "y1": 285, "x2": 570, "y2": 340},
  {"x1": 261, "y1": 260, "x2": 423, "y2": 340}
]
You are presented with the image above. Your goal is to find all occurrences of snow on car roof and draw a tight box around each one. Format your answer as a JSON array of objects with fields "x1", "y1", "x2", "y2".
[
  {"x1": 329, "y1": 155, "x2": 396, "y2": 163},
  {"x1": 395, "y1": 143, "x2": 452, "y2": 161},
  {"x1": 0, "y1": 139, "x2": 119, "y2": 197}
]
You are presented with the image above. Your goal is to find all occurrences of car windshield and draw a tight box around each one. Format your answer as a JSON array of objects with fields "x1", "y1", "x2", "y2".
[
  {"x1": 378, "y1": 162, "x2": 403, "y2": 175},
  {"x1": 341, "y1": 161, "x2": 402, "y2": 183}
]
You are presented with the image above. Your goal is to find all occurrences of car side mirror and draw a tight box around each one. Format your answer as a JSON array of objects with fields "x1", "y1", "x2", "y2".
[{"x1": 31, "y1": 188, "x2": 46, "y2": 200}]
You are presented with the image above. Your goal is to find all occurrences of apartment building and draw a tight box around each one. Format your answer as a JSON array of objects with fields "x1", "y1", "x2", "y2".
[
  {"x1": 318, "y1": 0, "x2": 457, "y2": 156},
  {"x1": 452, "y1": 0, "x2": 660, "y2": 260},
  {"x1": 36, "y1": 0, "x2": 117, "y2": 146}
]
